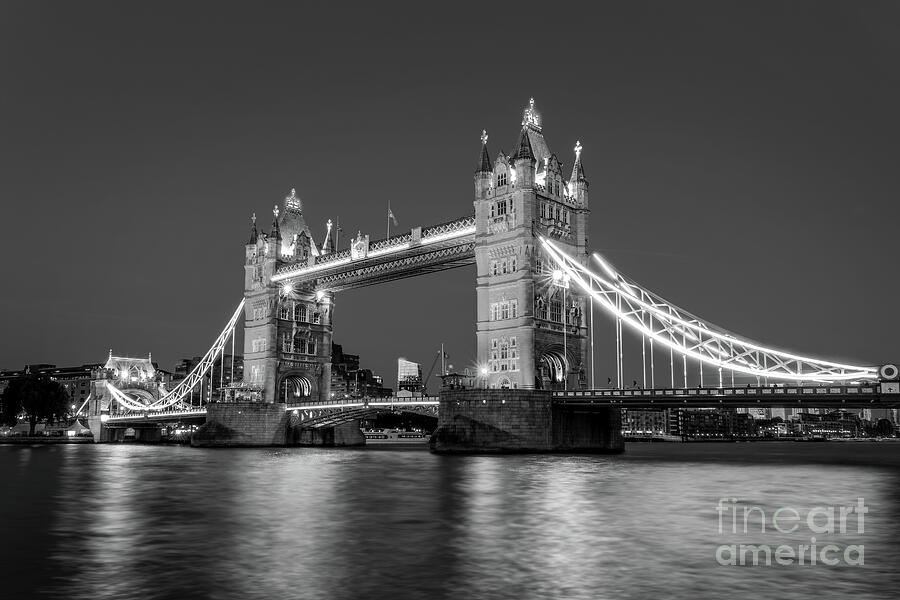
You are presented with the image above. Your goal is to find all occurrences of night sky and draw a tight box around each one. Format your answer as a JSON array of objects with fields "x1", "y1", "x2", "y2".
[{"x1": 2, "y1": 2, "x2": 899, "y2": 388}]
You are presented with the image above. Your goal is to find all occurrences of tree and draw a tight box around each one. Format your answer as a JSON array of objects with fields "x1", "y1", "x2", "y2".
[{"x1": 0, "y1": 374, "x2": 70, "y2": 436}]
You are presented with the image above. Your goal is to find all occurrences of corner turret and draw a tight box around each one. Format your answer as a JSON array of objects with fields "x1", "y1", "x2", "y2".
[{"x1": 474, "y1": 129, "x2": 493, "y2": 200}]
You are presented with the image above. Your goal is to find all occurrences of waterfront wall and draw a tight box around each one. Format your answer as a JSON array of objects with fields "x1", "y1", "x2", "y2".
[{"x1": 430, "y1": 389, "x2": 623, "y2": 454}]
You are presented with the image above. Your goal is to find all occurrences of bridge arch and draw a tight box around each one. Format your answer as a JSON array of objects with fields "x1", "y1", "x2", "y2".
[
  {"x1": 537, "y1": 347, "x2": 569, "y2": 390},
  {"x1": 279, "y1": 374, "x2": 314, "y2": 402}
]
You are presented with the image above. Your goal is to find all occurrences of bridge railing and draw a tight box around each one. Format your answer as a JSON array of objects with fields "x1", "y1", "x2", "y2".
[{"x1": 553, "y1": 384, "x2": 882, "y2": 399}]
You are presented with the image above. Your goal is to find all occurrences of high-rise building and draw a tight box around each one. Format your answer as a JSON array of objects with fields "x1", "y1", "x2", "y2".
[{"x1": 397, "y1": 358, "x2": 422, "y2": 394}]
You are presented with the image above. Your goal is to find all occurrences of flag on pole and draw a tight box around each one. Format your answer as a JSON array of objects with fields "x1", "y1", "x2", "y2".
[{"x1": 388, "y1": 207, "x2": 398, "y2": 226}]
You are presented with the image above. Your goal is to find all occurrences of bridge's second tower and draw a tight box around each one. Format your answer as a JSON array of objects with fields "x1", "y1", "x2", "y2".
[{"x1": 474, "y1": 100, "x2": 591, "y2": 390}]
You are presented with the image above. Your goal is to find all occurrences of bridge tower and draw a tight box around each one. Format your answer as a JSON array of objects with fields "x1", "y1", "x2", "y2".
[
  {"x1": 242, "y1": 189, "x2": 334, "y2": 403},
  {"x1": 474, "y1": 99, "x2": 591, "y2": 390}
]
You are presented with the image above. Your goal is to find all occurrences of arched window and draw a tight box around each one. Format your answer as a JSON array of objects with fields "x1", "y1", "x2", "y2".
[{"x1": 294, "y1": 304, "x2": 306, "y2": 322}]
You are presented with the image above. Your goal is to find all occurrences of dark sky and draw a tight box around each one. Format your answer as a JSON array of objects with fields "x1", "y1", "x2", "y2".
[{"x1": 2, "y1": 1, "x2": 899, "y2": 388}]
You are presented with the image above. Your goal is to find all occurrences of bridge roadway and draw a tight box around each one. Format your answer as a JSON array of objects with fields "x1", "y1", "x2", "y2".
[
  {"x1": 552, "y1": 383, "x2": 900, "y2": 409},
  {"x1": 104, "y1": 384, "x2": 900, "y2": 427},
  {"x1": 105, "y1": 397, "x2": 441, "y2": 426}
]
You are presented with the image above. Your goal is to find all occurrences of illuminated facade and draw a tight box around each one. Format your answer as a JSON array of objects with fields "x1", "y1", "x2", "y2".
[
  {"x1": 243, "y1": 190, "x2": 335, "y2": 404},
  {"x1": 474, "y1": 99, "x2": 591, "y2": 389}
]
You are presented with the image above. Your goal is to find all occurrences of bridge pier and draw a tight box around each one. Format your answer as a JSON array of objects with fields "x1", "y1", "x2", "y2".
[
  {"x1": 191, "y1": 401, "x2": 365, "y2": 447},
  {"x1": 429, "y1": 389, "x2": 623, "y2": 454}
]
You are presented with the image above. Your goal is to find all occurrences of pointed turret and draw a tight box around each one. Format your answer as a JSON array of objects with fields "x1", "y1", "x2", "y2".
[
  {"x1": 270, "y1": 205, "x2": 282, "y2": 241},
  {"x1": 248, "y1": 213, "x2": 258, "y2": 244},
  {"x1": 568, "y1": 140, "x2": 589, "y2": 208},
  {"x1": 570, "y1": 140, "x2": 587, "y2": 183},
  {"x1": 321, "y1": 219, "x2": 334, "y2": 254},
  {"x1": 474, "y1": 130, "x2": 493, "y2": 200},
  {"x1": 513, "y1": 126, "x2": 535, "y2": 162},
  {"x1": 476, "y1": 129, "x2": 492, "y2": 173}
]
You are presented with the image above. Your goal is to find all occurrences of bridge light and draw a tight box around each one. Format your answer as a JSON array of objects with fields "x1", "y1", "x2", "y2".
[
  {"x1": 480, "y1": 366, "x2": 488, "y2": 376},
  {"x1": 316, "y1": 290, "x2": 327, "y2": 302},
  {"x1": 282, "y1": 283, "x2": 294, "y2": 296},
  {"x1": 552, "y1": 269, "x2": 564, "y2": 281}
]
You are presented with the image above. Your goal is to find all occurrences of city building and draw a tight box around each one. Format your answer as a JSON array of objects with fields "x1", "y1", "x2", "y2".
[
  {"x1": 329, "y1": 343, "x2": 391, "y2": 399},
  {"x1": 622, "y1": 409, "x2": 669, "y2": 437},
  {"x1": 679, "y1": 409, "x2": 759, "y2": 439},
  {"x1": 1, "y1": 362, "x2": 103, "y2": 410},
  {"x1": 397, "y1": 358, "x2": 423, "y2": 395}
]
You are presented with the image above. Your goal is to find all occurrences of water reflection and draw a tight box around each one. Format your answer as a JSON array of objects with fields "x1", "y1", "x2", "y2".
[{"x1": 1, "y1": 443, "x2": 899, "y2": 599}]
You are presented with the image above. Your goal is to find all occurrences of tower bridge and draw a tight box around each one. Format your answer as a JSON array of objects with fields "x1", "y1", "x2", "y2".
[{"x1": 85, "y1": 99, "x2": 900, "y2": 451}]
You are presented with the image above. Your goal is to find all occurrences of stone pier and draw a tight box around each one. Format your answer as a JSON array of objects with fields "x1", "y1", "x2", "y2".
[
  {"x1": 429, "y1": 389, "x2": 623, "y2": 454},
  {"x1": 191, "y1": 402, "x2": 365, "y2": 447}
]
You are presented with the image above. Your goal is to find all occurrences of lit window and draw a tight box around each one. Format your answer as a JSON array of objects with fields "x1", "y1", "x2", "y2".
[
  {"x1": 295, "y1": 304, "x2": 307, "y2": 322},
  {"x1": 550, "y1": 299, "x2": 561, "y2": 323}
]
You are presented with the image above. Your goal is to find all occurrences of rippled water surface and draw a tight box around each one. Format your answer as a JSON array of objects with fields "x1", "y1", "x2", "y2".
[{"x1": 2, "y1": 442, "x2": 900, "y2": 599}]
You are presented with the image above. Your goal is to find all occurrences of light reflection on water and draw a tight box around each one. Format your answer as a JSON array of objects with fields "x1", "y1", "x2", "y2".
[{"x1": 2, "y1": 442, "x2": 900, "y2": 599}]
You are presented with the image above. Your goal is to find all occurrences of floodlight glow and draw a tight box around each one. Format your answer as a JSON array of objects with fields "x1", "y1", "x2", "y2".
[
  {"x1": 552, "y1": 269, "x2": 563, "y2": 281},
  {"x1": 315, "y1": 290, "x2": 326, "y2": 302},
  {"x1": 282, "y1": 283, "x2": 294, "y2": 295}
]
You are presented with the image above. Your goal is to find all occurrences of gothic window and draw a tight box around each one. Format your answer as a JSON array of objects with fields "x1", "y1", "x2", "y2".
[
  {"x1": 555, "y1": 206, "x2": 561, "y2": 221},
  {"x1": 500, "y1": 303, "x2": 509, "y2": 320},
  {"x1": 491, "y1": 339, "x2": 498, "y2": 349},
  {"x1": 491, "y1": 261, "x2": 498, "y2": 276},
  {"x1": 500, "y1": 343, "x2": 509, "y2": 360},
  {"x1": 501, "y1": 259, "x2": 508, "y2": 274},
  {"x1": 550, "y1": 299, "x2": 562, "y2": 323},
  {"x1": 565, "y1": 210, "x2": 570, "y2": 224},
  {"x1": 295, "y1": 304, "x2": 306, "y2": 322},
  {"x1": 497, "y1": 172, "x2": 507, "y2": 187},
  {"x1": 510, "y1": 256, "x2": 517, "y2": 272},
  {"x1": 313, "y1": 312, "x2": 321, "y2": 325},
  {"x1": 511, "y1": 299, "x2": 518, "y2": 318},
  {"x1": 281, "y1": 332, "x2": 291, "y2": 352},
  {"x1": 280, "y1": 305, "x2": 290, "y2": 320},
  {"x1": 537, "y1": 297, "x2": 548, "y2": 320},
  {"x1": 307, "y1": 340, "x2": 316, "y2": 355},
  {"x1": 510, "y1": 336, "x2": 517, "y2": 347},
  {"x1": 490, "y1": 304, "x2": 497, "y2": 321}
]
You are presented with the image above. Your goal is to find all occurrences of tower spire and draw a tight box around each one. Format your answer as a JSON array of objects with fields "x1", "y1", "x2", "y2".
[
  {"x1": 476, "y1": 129, "x2": 492, "y2": 173},
  {"x1": 570, "y1": 140, "x2": 587, "y2": 183},
  {"x1": 248, "y1": 212, "x2": 258, "y2": 244},
  {"x1": 270, "y1": 205, "x2": 281, "y2": 241},
  {"x1": 321, "y1": 219, "x2": 333, "y2": 254},
  {"x1": 513, "y1": 126, "x2": 535, "y2": 162}
]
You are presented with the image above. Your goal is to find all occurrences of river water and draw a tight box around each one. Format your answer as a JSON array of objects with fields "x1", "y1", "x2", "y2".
[{"x1": 2, "y1": 442, "x2": 900, "y2": 599}]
